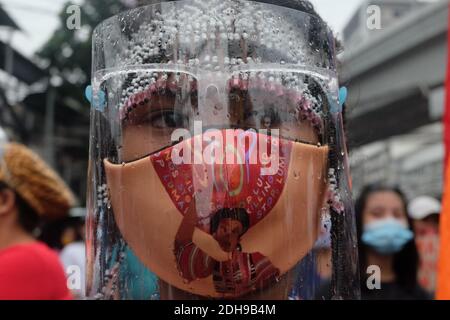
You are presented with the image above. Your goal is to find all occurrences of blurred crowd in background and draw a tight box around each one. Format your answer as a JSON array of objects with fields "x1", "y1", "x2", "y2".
[{"x1": 0, "y1": 0, "x2": 448, "y2": 300}]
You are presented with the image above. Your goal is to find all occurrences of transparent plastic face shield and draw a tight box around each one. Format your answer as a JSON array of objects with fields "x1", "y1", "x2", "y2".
[{"x1": 87, "y1": 0, "x2": 359, "y2": 300}]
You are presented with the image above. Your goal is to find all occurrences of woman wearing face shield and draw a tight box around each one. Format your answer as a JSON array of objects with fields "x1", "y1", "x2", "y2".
[
  {"x1": 355, "y1": 184, "x2": 430, "y2": 300},
  {"x1": 88, "y1": 0, "x2": 359, "y2": 300}
]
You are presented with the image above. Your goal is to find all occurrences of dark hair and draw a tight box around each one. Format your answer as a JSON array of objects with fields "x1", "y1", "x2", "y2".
[
  {"x1": 355, "y1": 184, "x2": 420, "y2": 293},
  {"x1": 0, "y1": 181, "x2": 40, "y2": 234},
  {"x1": 39, "y1": 216, "x2": 84, "y2": 250},
  {"x1": 210, "y1": 208, "x2": 250, "y2": 235}
]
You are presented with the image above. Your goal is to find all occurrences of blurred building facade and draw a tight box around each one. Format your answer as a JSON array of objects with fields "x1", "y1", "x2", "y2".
[
  {"x1": 0, "y1": 5, "x2": 87, "y2": 205},
  {"x1": 343, "y1": 0, "x2": 428, "y2": 49},
  {"x1": 342, "y1": 0, "x2": 448, "y2": 200}
]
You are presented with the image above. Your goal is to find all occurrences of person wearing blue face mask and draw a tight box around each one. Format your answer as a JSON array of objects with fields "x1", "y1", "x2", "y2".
[
  {"x1": 362, "y1": 217, "x2": 414, "y2": 255},
  {"x1": 355, "y1": 184, "x2": 430, "y2": 300}
]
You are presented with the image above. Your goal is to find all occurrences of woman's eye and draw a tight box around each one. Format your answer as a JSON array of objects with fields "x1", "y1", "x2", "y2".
[
  {"x1": 244, "y1": 108, "x2": 281, "y2": 129},
  {"x1": 262, "y1": 111, "x2": 281, "y2": 128},
  {"x1": 393, "y1": 210, "x2": 405, "y2": 220},
  {"x1": 150, "y1": 111, "x2": 185, "y2": 129},
  {"x1": 372, "y1": 211, "x2": 385, "y2": 218}
]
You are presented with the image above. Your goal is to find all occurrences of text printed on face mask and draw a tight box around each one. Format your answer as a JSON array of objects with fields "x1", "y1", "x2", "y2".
[{"x1": 171, "y1": 121, "x2": 281, "y2": 176}]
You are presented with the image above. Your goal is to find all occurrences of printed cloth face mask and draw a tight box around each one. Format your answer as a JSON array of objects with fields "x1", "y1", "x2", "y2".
[{"x1": 88, "y1": 0, "x2": 358, "y2": 300}]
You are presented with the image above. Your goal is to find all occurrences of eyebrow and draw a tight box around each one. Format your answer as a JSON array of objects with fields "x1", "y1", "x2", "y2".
[{"x1": 122, "y1": 89, "x2": 192, "y2": 125}]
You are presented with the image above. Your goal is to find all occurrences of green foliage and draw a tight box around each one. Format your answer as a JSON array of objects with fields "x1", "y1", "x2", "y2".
[{"x1": 38, "y1": 0, "x2": 129, "y2": 110}]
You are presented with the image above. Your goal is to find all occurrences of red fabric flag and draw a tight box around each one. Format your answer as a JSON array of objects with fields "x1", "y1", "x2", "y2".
[{"x1": 437, "y1": 0, "x2": 450, "y2": 300}]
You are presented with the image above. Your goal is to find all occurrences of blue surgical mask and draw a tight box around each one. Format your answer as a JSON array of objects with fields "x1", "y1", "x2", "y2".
[{"x1": 362, "y1": 218, "x2": 413, "y2": 255}]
